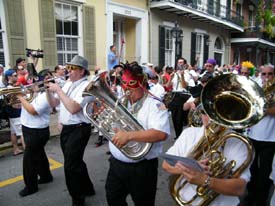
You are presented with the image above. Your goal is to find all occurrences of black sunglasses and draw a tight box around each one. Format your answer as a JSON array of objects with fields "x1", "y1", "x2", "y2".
[{"x1": 261, "y1": 72, "x2": 274, "y2": 76}]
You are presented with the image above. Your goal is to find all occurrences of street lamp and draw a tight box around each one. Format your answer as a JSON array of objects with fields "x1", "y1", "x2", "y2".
[{"x1": 171, "y1": 22, "x2": 183, "y2": 65}]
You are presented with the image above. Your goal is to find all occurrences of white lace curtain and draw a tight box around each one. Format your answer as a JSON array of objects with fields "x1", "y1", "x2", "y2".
[{"x1": 55, "y1": 4, "x2": 77, "y2": 22}]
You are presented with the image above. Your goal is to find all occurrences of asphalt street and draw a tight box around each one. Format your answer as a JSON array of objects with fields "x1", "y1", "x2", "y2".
[{"x1": 0, "y1": 127, "x2": 176, "y2": 206}]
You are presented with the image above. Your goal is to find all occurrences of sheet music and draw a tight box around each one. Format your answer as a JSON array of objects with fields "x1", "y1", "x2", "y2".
[{"x1": 160, "y1": 153, "x2": 203, "y2": 172}]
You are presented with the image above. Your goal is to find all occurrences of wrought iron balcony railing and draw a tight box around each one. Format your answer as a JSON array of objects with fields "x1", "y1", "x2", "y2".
[
  {"x1": 151, "y1": 0, "x2": 244, "y2": 27},
  {"x1": 231, "y1": 26, "x2": 275, "y2": 42}
]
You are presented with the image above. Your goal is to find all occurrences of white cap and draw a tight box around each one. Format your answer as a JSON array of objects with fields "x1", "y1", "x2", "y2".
[
  {"x1": 0, "y1": 64, "x2": 3, "y2": 68},
  {"x1": 147, "y1": 63, "x2": 153, "y2": 67}
]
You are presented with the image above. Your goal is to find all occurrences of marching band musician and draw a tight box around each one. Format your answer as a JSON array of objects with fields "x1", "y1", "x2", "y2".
[
  {"x1": 17, "y1": 69, "x2": 54, "y2": 197},
  {"x1": 162, "y1": 112, "x2": 251, "y2": 206},
  {"x1": 105, "y1": 61, "x2": 170, "y2": 206},
  {"x1": 167, "y1": 57, "x2": 192, "y2": 139},
  {"x1": 242, "y1": 63, "x2": 275, "y2": 206},
  {"x1": 47, "y1": 55, "x2": 95, "y2": 206}
]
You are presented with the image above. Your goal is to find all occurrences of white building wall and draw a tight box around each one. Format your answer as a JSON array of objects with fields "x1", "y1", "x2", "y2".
[{"x1": 150, "y1": 9, "x2": 231, "y2": 67}]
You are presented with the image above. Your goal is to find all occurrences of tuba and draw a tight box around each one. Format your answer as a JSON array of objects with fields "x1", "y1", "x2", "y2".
[
  {"x1": 169, "y1": 74, "x2": 266, "y2": 206},
  {"x1": 82, "y1": 71, "x2": 152, "y2": 160}
]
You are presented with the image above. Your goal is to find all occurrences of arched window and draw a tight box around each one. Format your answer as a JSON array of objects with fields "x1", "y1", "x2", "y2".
[
  {"x1": 214, "y1": 37, "x2": 224, "y2": 67},
  {"x1": 214, "y1": 37, "x2": 223, "y2": 50}
]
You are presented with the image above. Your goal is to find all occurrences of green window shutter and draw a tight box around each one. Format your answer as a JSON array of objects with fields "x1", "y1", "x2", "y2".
[
  {"x1": 191, "y1": 32, "x2": 196, "y2": 66},
  {"x1": 159, "y1": 26, "x2": 165, "y2": 69},
  {"x1": 39, "y1": 0, "x2": 57, "y2": 69},
  {"x1": 4, "y1": 0, "x2": 26, "y2": 66},
  {"x1": 203, "y1": 35, "x2": 209, "y2": 64},
  {"x1": 83, "y1": 6, "x2": 96, "y2": 69}
]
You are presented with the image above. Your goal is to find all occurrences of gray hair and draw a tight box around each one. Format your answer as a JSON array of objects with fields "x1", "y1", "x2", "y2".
[{"x1": 264, "y1": 63, "x2": 274, "y2": 70}]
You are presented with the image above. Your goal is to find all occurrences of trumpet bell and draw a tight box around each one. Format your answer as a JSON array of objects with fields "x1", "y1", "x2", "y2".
[{"x1": 201, "y1": 74, "x2": 265, "y2": 129}]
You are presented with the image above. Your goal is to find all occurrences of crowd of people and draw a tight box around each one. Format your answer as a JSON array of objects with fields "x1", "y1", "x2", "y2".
[{"x1": 0, "y1": 49, "x2": 274, "y2": 206}]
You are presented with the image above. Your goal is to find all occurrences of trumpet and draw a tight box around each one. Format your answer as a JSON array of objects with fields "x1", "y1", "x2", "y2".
[
  {"x1": 0, "y1": 75, "x2": 68, "y2": 106},
  {"x1": 0, "y1": 86, "x2": 35, "y2": 106}
]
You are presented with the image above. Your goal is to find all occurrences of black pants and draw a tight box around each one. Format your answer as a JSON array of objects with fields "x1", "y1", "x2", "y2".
[
  {"x1": 22, "y1": 125, "x2": 52, "y2": 191},
  {"x1": 105, "y1": 156, "x2": 158, "y2": 206},
  {"x1": 60, "y1": 123, "x2": 94, "y2": 202},
  {"x1": 244, "y1": 139, "x2": 275, "y2": 206},
  {"x1": 168, "y1": 92, "x2": 190, "y2": 138}
]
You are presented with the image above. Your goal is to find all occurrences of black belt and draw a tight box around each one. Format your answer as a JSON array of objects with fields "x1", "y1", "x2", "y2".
[
  {"x1": 22, "y1": 125, "x2": 49, "y2": 131},
  {"x1": 110, "y1": 155, "x2": 158, "y2": 165},
  {"x1": 62, "y1": 122, "x2": 91, "y2": 128}
]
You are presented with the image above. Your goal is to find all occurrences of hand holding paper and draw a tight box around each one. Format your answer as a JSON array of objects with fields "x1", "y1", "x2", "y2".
[{"x1": 160, "y1": 153, "x2": 203, "y2": 172}]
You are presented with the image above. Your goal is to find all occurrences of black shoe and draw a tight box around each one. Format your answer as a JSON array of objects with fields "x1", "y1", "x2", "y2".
[
  {"x1": 72, "y1": 202, "x2": 85, "y2": 206},
  {"x1": 106, "y1": 151, "x2": 111, "y2": 155},
  {"x1": 38, "y1": 176, "x2": 53, "y2": 184},
  {"x1": 72, "y1": 197, "x2": 85, "y2": 206},
  {"x1": 85, "y1": 189, "x2": 95, "y2": 197},
  {"x1": 19, "y1": 187, "x2": 38, "y2": 197}
]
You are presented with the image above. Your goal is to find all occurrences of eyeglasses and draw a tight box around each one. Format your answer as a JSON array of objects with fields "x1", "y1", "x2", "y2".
[
  {"x1": 261, "y1": 72, "x2": 274, "y2": 76},
  {"x1": 17, "y1": 68, "x2": 25, "y2": 71},
  {"x1": 66, "y1": 65, "x2": 82, "y2": 71},
  {"x1": 205, "y1": 64, "x2": 213, "y2": 68},
  {"x1": 12, "y1": 74, "x2": 17, "y2": 77},
  {"x1": 241, "y1": 72, "x2": 249, "y2": 75}
]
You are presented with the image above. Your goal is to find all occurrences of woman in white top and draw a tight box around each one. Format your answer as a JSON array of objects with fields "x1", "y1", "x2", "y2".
[{"x1": 17, "y1": 69, "x2": 54, "y2": 197}]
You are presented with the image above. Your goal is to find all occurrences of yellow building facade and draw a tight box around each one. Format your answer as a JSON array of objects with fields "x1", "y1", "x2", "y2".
[{"x1": 0, "y1": 0, "x2": 149, "y2": 71}]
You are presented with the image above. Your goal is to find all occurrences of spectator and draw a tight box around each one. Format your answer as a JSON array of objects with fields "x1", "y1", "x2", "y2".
[
  {"x1": 108, "y1": 45, "x2": 119, "y2": 70},
  {"x1": 4, "y1": 69, "x2": 24, "y2": 155}
]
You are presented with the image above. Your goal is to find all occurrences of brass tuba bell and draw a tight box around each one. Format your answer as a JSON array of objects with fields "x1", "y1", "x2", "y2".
[{"x1": 169, "y1": 74, "x2": 266, "y2": 206}]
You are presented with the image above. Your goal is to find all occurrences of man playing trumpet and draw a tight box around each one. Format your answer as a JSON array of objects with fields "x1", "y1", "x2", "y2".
[{"x1": 47, "y1": 55, "x2": 95, "y2": 206}]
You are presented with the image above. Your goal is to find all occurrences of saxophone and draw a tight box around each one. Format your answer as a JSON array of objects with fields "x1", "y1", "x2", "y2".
[
  {"x1": 169, "y1": 74, "x2": 266, "y2": 206},
  {"x1": 82, "y1": 71, "x2": 152, "y2": 160}
]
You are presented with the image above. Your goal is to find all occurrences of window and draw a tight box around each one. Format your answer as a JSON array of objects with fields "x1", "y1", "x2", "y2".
[
  {"x1": 233, "y1": 49, "x2": 240, "y2": 65},
  {"x1": 55, "y1": 2, "x2": 79, "y2": 65},
  {"x1": 195, "y1": 34, "x2": 203, "y2": 65},
  {"x1": 248, "y1": 10, "x2": 254, "y2": 30},
  {"x1": 236, "y1": 3, "x2": 241, "y2": 17},
  {"x1": 214, "y1": 37, "x2": 224, "y2": 67},
  {"x1": 214, "y1": 37, "x2": 222, "y2": 50},
  {"x1": 0, "y1": 18, "x2": 5, "y2": 66},
  {"x1": 164, "y1": 28, "x2": 173, "y2": 66}
]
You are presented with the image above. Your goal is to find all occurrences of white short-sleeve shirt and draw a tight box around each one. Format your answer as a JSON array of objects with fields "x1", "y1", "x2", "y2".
[
  {"x1": 109, "y1": 96, "x2": 170, "y2": 163},
  {"x1": 166, "y1": 126, "x2": 251, "y2": 206},
  {"x1": 59, "y1": 77, "x2": 91, "y2": 125},
  {"x1": 248, "y1": 115, "x2": 275, "y2": 142},
  {"x1": 21, "y1": 92, "x2": 52, "y2": 128},
  {"x1": 149, "y1": 82, "x2": 166, "y2": 100},
  {"x1": 172, "y1": 70, "x2": 195, "y2": 91}
]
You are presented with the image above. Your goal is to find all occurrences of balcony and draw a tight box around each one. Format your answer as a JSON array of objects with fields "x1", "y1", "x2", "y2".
[
  {"x1": 231, "y1": 27, "x2": 275, "y2": 48},
  {"x1": 150, "y1": 0, "x2": 244, "y2": 32}
]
